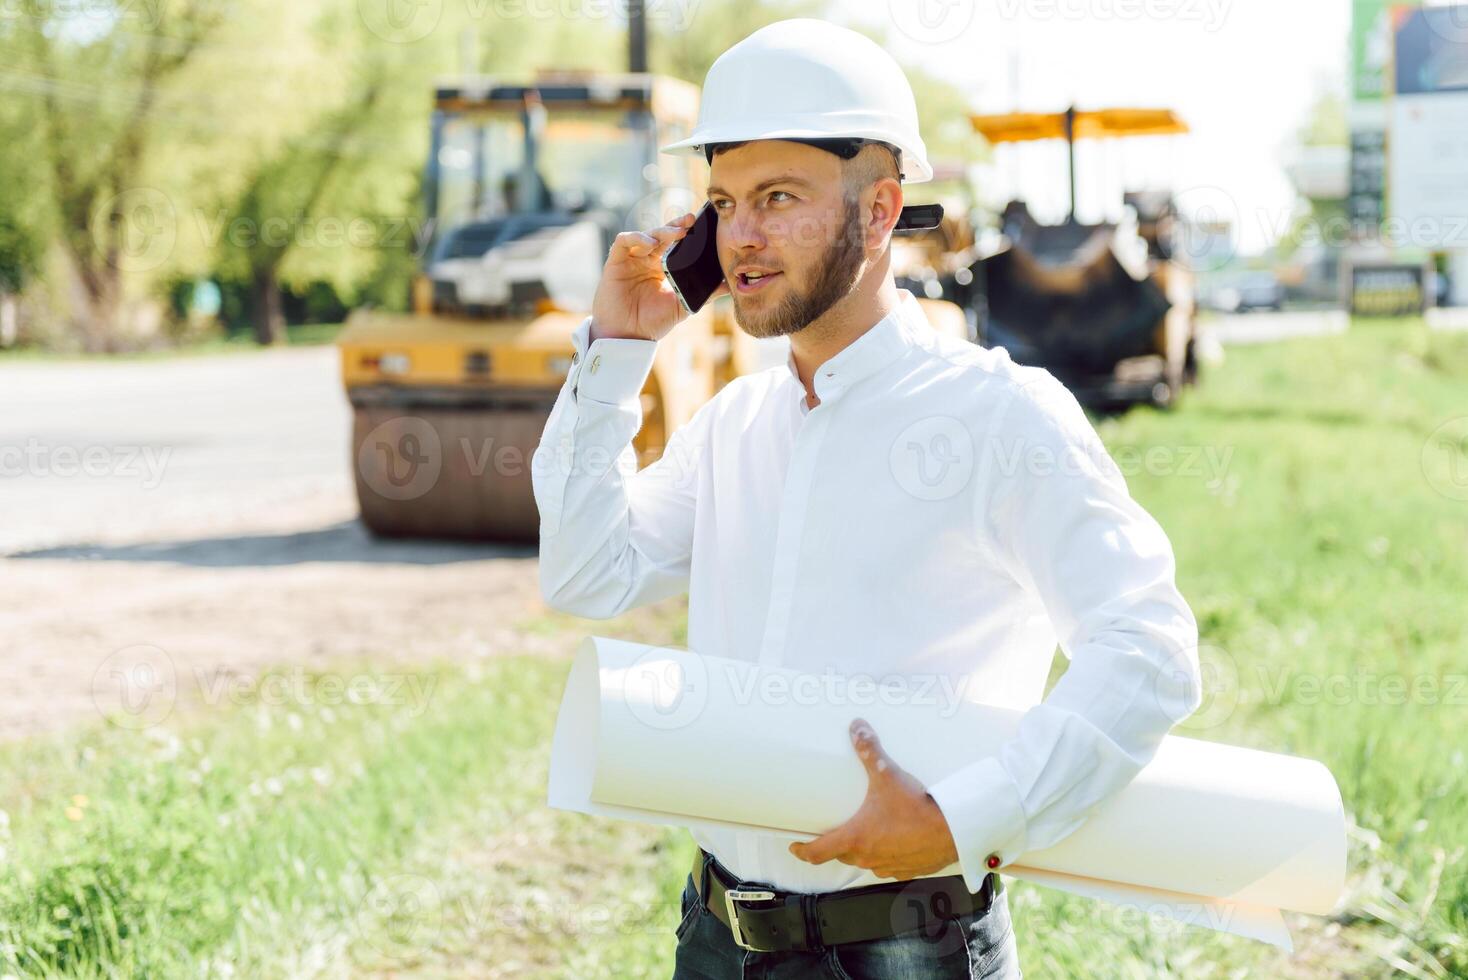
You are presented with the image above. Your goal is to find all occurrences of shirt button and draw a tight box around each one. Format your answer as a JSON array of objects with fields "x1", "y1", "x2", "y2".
[
  {"x1": 589, "y1": 354, "x2": 601, "y2": 374},
  {"x1": 986, "y1": 853, "x2": 1001, "y2": 870}
]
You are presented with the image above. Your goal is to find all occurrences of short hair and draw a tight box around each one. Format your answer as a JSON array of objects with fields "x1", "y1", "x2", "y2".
[{"x1": 708, "y1": 140, "x2": 901, "y2": 197}]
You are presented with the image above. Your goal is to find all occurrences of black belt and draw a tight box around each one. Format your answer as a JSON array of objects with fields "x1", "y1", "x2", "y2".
[{"x1": 690, "y1": 848, "x2": 999, "y2": 954}]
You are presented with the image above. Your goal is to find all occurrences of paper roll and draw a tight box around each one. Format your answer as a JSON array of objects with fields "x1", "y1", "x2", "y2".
[{"x1": 549, "y1": 637, "x2": 1347, "y2": 950}]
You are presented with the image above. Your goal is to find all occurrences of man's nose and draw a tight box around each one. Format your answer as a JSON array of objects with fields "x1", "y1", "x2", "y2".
[{"x1": 722, "y1": 207, "x2": 767, "y2": 252}]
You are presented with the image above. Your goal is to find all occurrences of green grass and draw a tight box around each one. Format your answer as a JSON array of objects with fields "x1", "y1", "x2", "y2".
[
  {"x1": 0, "y1": 317, "x2": 1464, "y2": 977},
  {"x1": 0, "y1": 658, "x2": 592, "y2": 977},
  {"x1": 0, "y1": 322, "x2": 343, "y2": 362}
]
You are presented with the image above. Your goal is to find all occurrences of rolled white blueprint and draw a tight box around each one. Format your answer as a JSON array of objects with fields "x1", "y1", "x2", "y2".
[{"x1": 548, "y1": 637, "x2": 1347, "y2": 951}]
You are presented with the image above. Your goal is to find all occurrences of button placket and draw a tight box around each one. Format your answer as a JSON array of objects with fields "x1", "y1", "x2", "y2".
[{"x1": 755, "y1": 402, "x2": 832, "y2": 668}]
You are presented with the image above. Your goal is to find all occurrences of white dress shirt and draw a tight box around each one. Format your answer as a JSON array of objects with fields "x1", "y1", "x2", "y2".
[{"x1": 533, "y1": 289, "x2": 1201, "y2": 895}]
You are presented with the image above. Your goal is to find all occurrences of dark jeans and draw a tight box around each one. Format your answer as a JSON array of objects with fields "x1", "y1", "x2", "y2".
[{"x1": 671, "y1": 871, "x2": 1022, "y2": 980}]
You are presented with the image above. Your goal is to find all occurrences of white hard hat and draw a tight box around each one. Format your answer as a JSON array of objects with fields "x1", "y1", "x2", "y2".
[{"x1": 660, "y1": 19, "x2": 934, "y2": 184}]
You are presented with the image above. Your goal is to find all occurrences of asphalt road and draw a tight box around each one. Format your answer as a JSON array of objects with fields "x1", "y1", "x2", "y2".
[
  {"x1": 0, "y1": 347, "x2": 551, "y2": 740},
  {"x1": 1202, "y1": 310, "x2": 1350, "y2": 345},
  {"x1": 1, "y1": 347, "x2": 354, "y2": 554}
]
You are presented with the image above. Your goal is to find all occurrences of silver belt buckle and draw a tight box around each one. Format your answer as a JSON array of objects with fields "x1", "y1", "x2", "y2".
[{"x1": 724, "y1": 888, "x2": 776, "y2": 951}]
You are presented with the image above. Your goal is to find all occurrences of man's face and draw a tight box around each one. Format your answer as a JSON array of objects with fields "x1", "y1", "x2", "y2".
[{"x1": 707, "y1": 141, "x2": 867, "y2": 339}]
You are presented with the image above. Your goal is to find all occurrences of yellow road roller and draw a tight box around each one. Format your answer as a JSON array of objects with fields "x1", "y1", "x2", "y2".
[{"x1": 339, "y1": 72, "x2": 740, "y2": 541}]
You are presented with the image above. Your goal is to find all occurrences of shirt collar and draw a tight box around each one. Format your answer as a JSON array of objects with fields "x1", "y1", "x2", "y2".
[{"x1": 784, "y1": 290, "x2": 926, "y2": 405}]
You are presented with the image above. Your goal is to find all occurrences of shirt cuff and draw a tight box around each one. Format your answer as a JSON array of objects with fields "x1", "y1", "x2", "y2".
[
  {"x1": 927, "y1": 756, "x2": 1029, "y2": 894},
  {"x1": 569, "y1": 318, "x2": 657, "y2": 405}
]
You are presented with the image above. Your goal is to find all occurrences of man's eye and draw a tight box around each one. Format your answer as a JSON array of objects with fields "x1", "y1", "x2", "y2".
[
  {"x1": 712, "y1": 199, "x2": 732, "y2": 211},
  {"x1": 769, "y1": 191, "x2": 793, "y2": 204}
]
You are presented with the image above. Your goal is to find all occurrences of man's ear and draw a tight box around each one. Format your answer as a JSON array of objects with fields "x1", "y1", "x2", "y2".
[{"x1": 864, "y1": 177, "x2": 904, "y2": 251}]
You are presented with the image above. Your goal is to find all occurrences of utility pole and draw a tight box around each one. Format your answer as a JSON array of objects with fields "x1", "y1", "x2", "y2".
[{"x1": 628, "y1": 0, "x2": 647, "y2": 73}]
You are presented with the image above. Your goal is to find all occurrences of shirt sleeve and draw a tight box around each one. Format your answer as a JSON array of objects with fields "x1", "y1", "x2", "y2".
[
  {"x1": 926, "y1": 373, "x2": 1203, "y2": 893},
  {"x1": 532, "y1": 316, "x2": 709, "y2": 619}
]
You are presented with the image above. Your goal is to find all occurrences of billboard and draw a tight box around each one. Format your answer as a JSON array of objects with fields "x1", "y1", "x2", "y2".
[
  {"x1": 1353, "y1": 0, "x2": 1398, "y2": 103},
  {"x1": 1349, "y1": 0, "x2": 1415, "y2": 242},
  {"x1": 1348, "y1": 261, "x2": 1430, "y2": 316},
  {"x1": 1388, "y1": 5, "x2": 1468, "y2": 250}
]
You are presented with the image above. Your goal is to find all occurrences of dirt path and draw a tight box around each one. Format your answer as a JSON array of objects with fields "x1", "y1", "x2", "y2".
[
  {"x1": 0, "y1": 506, "x2": 571, "y2": 739},
  {"x1": 0, "y1": 350, "x2": 591, "y2": 740}
]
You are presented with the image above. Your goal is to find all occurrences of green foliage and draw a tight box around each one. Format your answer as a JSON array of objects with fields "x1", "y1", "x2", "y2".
[
  {"x1": 0, "y1": 93, "x2": 49, "y2": 293},
  {"x1": 2, "y1": 1, "x2": 979, "y2": 346},
  {"x1": 0, "y1": 659, "x2": 563, "y2": 976},
  {"x1": 651, "y1": 0, "x2": 825, "y2": 82},
  {"x1": 1296, "y1": 82, "x2": 1349, "y2": 149}
]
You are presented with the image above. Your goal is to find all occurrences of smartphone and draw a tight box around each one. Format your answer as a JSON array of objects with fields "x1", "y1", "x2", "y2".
[{"x1": 662, "y1": 203, "x2": 724, "y2": 315}]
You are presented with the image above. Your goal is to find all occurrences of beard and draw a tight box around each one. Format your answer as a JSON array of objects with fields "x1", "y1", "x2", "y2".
[{"x1": 729, "y1": 196, "x2": 866, "y2": 339}]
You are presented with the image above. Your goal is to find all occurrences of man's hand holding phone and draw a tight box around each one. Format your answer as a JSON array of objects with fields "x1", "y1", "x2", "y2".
[{"x1": 589, "y1": 209, "x2": 727, "y2": 343}]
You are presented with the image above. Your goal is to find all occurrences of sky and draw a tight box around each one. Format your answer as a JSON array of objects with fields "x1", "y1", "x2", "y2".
[{"x1": 826, "y1": 0, "x2": 1352, "y2": 253}]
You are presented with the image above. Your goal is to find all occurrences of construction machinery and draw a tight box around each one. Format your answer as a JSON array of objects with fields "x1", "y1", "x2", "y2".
[
  {"x1": 337, "y1": 72, "x2": 742, "y2": 540},
  {"x1": 950, "y1": 108, "x2": 1200, "y2": 408},
  {"x1": 892, "y1": 208, "x2": 981, "y2": 340},
  {"x1": 337, "y1": 71, "x2": 971, "y2": 541}
]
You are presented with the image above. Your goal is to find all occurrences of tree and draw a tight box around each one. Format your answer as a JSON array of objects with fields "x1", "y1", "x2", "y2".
[
  {"x1": 15, "y1": 0, "x2": 226, "y2": 350},
  {"x1": 215, "y1": 75, "x2": 387, "y2": 345},
  {"x1": 0, "y1": 90, "x2": 48, "y2": 298},
  {"x1": 652, "y1": 0, "x2": 824, "y2": 82},
  {"x1": 1279, "y1": 77, "x2": 1349, "y2": 260}
]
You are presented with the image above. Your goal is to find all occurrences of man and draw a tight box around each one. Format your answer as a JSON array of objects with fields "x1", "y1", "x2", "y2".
[{"x1": 533, "y1": 19, "x2": 1202, "y2": 979}]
